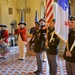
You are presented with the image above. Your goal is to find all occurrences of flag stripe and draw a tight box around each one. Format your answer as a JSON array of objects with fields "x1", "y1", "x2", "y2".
[
  {"x1": 47, "y1": 13, "x2": 53, "y2": 23},
  {"x1": 46, "y1": 5, "x2": 53, "y2": 17},
  {"x1": 46, "y1": 0, "x2": 52, "y2": 9},
  {"x1": 45, "y1": 0, "x2": 54, "y2": 23}
]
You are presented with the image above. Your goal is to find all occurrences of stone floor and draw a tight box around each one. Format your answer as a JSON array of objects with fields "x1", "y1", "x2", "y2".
[{"x1": 0, "y1": 46, "x2": 67, "y2": 75}]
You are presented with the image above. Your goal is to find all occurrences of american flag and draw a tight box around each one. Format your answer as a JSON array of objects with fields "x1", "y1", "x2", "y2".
[{"x1": 45, "y1": 0, "x2": 54, "y2": 23}]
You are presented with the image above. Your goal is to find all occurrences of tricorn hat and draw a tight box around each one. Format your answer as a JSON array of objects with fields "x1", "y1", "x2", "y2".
[
  {"x1": 0, "y1": 24, "x2": 7, "y2": 28},
  {"x1": 18, "y1": 22, "x2": 26, "y2": 25}
]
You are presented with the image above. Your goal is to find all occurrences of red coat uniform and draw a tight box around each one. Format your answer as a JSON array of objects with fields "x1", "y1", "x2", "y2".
[
  {"x1": 15, "y1": 28, "x2": 27, "y2": 42},
  {"x1": 1, "y1": 30, "x2": 9, "y2": 43}
]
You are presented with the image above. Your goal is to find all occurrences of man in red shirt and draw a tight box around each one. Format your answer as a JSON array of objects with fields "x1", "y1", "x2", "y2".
[
  {"x1": 15, "y1": 22, "x2": 27, "y2": 60},
  {"x1": 0, "y1": 25, "x2": 9, "y2": 43},
  {"x1": 0, "y1": 24, "x2": 9, "y2": 58}
]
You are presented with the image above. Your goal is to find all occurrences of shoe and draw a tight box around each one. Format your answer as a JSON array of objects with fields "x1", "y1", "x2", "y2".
[
  {"x1": 0, "y1": 57, "x2": 6, "y2": 59},
  {"x1": 0, "y1": 57, "x2": 3, "y2": 59},
  {"x1": 42, "y1": 60, "x2": 46, "y2": 62},
  {"x1": 36, "y1": 71, "x2": 43, "y2": 75},
  {"x1": 18, "y1": 58, "x2": 24, "y2": 60},
  {"x1": 18, "y1": 58, "x2": 22, "y2": 60},
  {"x1": 34, "y1": 70, "x2": 39, "y2": 74},
  {"x1": 3, "y1": 57, "x2": 7, "y2": 59},
  {"x1": 21, "y1": 58, "x2": 25, "y2": 60}
]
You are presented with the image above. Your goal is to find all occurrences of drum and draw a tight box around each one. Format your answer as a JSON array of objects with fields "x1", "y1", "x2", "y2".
[{"x1": 0, "y1": 40, "x2": 9, "y2": 56}]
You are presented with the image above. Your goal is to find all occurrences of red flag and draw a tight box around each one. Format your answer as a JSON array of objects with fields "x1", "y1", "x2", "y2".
[{"x1": 45, "y1": 0, "x2": 54, "y2": 23}]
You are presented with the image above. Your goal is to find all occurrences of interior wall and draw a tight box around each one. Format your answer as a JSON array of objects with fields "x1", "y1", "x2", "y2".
[
  {"x1": 71, "y1": 1, "x2": 75, "y2": 16},
  {"x1": 0, "y1": 2, "x2": 2, "y2": 24},
  {"x1": 40, "y1": 0, "x2": 45, "y2": 19},
  {"x1": 0, "y1": 0, "x2": 42, "y2": 34},
  {"x1": 17, "y1": 0, "x2": 26, "y2": 22},
  {"x1": 0, "y1": 0, "x2": 19, "y2": 33},
  {"x1": 26, "y1": 0, "x2": 41, "y2": 33}
]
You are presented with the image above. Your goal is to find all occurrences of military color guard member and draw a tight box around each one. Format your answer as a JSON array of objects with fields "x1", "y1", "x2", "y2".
[
  {"x1": 0, "y1": 25, "x2": 9, "y2": 58},
  {"x1": 63, "y1": 16, "x2": 75, "y2": 75},
  {"x1": 46, "y1": 19, "x2": 60, "y2": 75},
  {"x1": 39, "y1": 18, "x2": 46, "y2": 62},
  {"x1": 31, "y1": 22, "x2": 45, "y2": 75}
]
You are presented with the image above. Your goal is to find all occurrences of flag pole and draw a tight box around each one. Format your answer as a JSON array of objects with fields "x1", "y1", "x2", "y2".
[
  {"x1": 45, "y1": 0, "x2": 54, "y2": 47},
  {"x1": 45, "y1": 22, "x2": 49, "y2": 47},
  {"x1": 54, "y1": 31, "x2": 67, "y2": 43},
  {"x1": 66, "y1": 41, "x2": 69, "y2": 51},
  {"x1": 54, "y1": 31, "x2": 69, "y2": 51}
]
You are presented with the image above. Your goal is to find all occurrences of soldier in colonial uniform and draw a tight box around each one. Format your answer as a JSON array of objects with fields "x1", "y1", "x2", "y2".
[
  {"x1": 15, "y1": 22, "x2": 27, "y2": 60},
  {"x1": 0, "y1": 25, "x2": 9, "y2": 43},
  {"x1": 0, "y1": 25, "x2": 9, "y2": 58},
  {"x1": 46, "y1": 19, "x2": 60, "y2": 75},
  {"x1": 63, "y1": 16, "x2": 75, "y2": 75},
  {"x1": 31, "y1": 22, "x2": 45, "y2": 75}
]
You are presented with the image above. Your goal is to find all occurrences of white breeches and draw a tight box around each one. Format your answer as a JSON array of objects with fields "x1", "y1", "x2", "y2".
[{"x1": 18, "y1": 34, "x2": 27, "y2": 59}]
